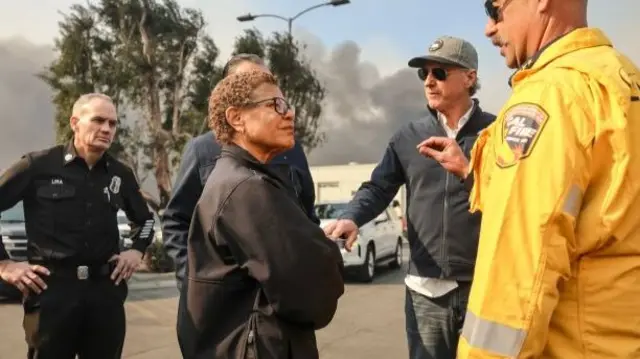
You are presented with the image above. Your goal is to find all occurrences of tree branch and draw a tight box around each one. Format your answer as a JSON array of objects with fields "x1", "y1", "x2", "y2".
[
  {"x1": 171, "y1": 41, "x2": 187, "y2": 136},
  {"x1": 140, "y1": 189, "x2": 161, "y2": 213}
]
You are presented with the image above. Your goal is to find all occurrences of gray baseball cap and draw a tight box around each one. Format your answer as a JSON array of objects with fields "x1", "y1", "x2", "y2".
[{"x1": 408, "y1": 36, "x2": 478, "y2": 70}]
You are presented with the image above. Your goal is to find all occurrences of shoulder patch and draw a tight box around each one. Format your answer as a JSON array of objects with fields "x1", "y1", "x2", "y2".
[{"x1": 495, "y1": 103, "x2": 549, "y2": 168}]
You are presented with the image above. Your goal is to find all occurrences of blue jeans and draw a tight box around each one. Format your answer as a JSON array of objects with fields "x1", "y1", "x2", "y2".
[{"x1": 405, "y1": 282, "x2": 470, "y2": 359}]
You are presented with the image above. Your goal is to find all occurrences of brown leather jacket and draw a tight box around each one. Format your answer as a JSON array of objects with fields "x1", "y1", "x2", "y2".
[{"x1": 177, "y1": 144, "x2": 345, "y2": 359}]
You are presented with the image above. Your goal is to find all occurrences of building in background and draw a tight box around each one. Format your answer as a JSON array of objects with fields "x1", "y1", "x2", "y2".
[{"x1": 309, "y1": 162, "x2": 406, "y2": 211}]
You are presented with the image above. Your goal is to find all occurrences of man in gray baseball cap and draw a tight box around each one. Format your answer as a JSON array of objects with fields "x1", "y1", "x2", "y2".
[
  {"x1": 323, "y1": 35, "x2": 494, "y2": 359},
  {"x1": 403, "y1": 35, "x2": 493, "y2": 358}
]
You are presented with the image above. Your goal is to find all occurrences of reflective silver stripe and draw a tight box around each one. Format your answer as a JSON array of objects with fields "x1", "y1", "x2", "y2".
[
  {"x1": 461, "y1": 311, "x2": 526, "y2": 357},
  {"x1": 139, "y1": 219, "x2": 155, "y2": 239},
  {"x1": 562, "y1": 184, "x2": 582, "y2": 218}
]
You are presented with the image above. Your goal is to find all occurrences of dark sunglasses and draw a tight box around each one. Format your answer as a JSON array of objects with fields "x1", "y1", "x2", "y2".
[
  {"x1": 484, "y1": 0, "x2": 515, "y2": 22},
  {"x1": 247, "y1": 97, "x2": 291, "y2": 116},
  {"x1": 418, "y1": 67, "x2": 448, "y2": 81}
]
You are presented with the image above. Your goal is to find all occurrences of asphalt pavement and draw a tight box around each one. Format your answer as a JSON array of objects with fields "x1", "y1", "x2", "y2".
[{"x1": 0, "y1": 246, "x2": 410, "y2": 359}]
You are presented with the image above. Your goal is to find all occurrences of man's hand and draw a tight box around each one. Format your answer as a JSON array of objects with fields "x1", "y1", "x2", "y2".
[
  {"x1": 323, "y1": 219, "x2": 359, "y2": 252},
  {"x1": 417, "y1": 136, "x2": 469, "y2": 178},
  {"x1": 109, "y1": 250, "x2": 143, "y2": 285},
  {"x1": 0, "y1": 260, "x2": 50, "y2": 296}
]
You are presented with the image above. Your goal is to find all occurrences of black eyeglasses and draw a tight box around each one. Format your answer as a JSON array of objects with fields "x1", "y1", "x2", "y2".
[
  {"x1": 418, "y1": 67, "x2": 448, "y2": 81},
  {"x1": 247, "y1": 97, "x2": 291, "y2": 116},
  {"x1": 484, "y1": 0, "x2": 515, "y2": 22}
]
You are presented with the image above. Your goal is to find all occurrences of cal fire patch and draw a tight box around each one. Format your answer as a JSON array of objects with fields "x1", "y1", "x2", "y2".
[{"x1": 496, "y1": 103, "x2": 548, "y2": 167}]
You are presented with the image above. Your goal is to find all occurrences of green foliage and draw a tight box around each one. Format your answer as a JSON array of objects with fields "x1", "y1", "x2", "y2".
[
  {"x1": 41, "y1": 1, "x2": 328, "y2": 209},
  {"x1": 38, "y1": 3, "x2": 131, "y2": 158},
  {"x1": 189, "y1": 36, "x2": 224, "y2": 136},
  {"x1": 40, "y1": 0, "x2": 221, "y2": 208},
  {"x1": 144, "y1": 240, "x2": 174, "y2": 273},
  {"x1": 232, "y1": 29, "x2": 266, "y2": 59}
]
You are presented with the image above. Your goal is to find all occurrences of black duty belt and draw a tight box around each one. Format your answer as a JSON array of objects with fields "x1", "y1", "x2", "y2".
[{"x1": 32, "y1": 261, "x2": 112, "y2": 281}]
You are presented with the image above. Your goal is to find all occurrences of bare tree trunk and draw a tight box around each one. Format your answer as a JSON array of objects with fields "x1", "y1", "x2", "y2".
[
  {"x1": 139, "y1": 0, "x2": 173, "y2": 209},
  {"x1": 140, "y1": 189, "x2": 162, "y2": 215},
  {"x1": 152, "y1": 143, "x2": 172, "y2": 208}
]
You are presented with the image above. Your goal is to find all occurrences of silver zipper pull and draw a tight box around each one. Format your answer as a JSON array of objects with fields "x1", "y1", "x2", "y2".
[{"x1": 247, "y1": 329, "x2": 255, "y2": 344}]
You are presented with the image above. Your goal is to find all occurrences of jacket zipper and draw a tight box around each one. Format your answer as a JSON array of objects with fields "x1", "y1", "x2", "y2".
[
  {"x1": 442, "y1": 173, "x2": 449, "y2": 278},
  {"x1": 246, "y1": 328, "x2": 257, "y2": 359},
  {"x1": 434, "y1": 105, "x2": 478, "y2": 278}
]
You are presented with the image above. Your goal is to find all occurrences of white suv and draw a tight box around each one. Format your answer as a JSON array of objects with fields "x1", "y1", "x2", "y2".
[
  {"x1": 315, "y1": 201, "x2": 404, "y2": 282},
  {"x1": 1, "y1": 201, "x2": 27, "y2": 261},
  {"x1": 0, "y1": 202, "x2": 27, "y2": 299}
]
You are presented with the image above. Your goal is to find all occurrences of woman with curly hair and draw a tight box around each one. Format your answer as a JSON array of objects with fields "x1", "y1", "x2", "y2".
[{"x1": 177, "y1": 70, "x2": 345, "y2": 359}]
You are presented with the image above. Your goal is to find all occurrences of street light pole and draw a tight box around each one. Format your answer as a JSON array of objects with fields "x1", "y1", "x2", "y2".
[{"x1": 237, "y1": 0, "x2": 350, "y2": 35}]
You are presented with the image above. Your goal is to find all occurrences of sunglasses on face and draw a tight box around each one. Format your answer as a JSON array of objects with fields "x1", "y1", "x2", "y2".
[
  {"x1": 247, "y1": 97, "x2": 292, "y2": 116},
  {"x1": 418, "y1": 67, "x2": 448, "y2": 81},
  {"x1": 484, "y1": 0, "x2": 515, "y2": 22}
]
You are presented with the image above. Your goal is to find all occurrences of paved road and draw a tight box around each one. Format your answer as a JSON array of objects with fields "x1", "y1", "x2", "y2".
[{"x1": 0, "y1": 249, "x2": 410, "y2": 359}]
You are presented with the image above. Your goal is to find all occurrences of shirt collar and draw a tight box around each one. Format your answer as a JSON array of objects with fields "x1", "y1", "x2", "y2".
[
  {"x1": 437, "y1": 99, "x2": 475, "y2": 135},
  {"x1": 509, "y1": 27, "x2": 612, "y2": 87},
  {"x1": 63, "y1": 140, "x2": 111, "y2": 170}
]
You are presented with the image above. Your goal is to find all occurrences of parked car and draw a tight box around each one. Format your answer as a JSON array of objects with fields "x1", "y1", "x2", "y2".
[
  {"x1": 391, "y1": 199, "x2": 408, "y2": 240},
  {"x1": 117, "y1": 210, "x2": 133, "y2": 250},
  {"x1": 315, "y1": 201, "x2": 404, "y2": 282},
  {"x1": 0, "y1": 201, "x2": 26, "y2": 299},
  {"x1": 1, "y1": 201, "x2": 27, "y2": 261}
]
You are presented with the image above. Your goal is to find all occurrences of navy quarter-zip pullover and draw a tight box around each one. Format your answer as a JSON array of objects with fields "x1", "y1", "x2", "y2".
[{"x1": 340, "y1": 100, "x2": 495, "y2": 280}]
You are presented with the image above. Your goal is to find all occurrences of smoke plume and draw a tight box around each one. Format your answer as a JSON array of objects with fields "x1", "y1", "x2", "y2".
[
  {"x1": 305, "y1": 39, "x2": 428, "y2": 165},
  {"x1": 0, "y1": 37, "x2": 55, "y2": 170}
]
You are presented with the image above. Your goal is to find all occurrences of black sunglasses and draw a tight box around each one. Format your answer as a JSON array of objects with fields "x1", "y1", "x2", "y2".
[
  {"x1": 247, "y1": 97, "x2": 291, "y2": 116},
  {"x1": 484, "y1": 0, "x2": 515, "y2": 22},
  {"x1": 418, "y1": 67, "x2": 448, "y2": 81}
]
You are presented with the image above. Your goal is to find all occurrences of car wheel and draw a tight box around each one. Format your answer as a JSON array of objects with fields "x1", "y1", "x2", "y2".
[
  {"x1": 389, "y1": 238, "x2": 403, "y2": 269},
  {"x1": 358, "y1": 244, "x2": 376, "y2": 283}
]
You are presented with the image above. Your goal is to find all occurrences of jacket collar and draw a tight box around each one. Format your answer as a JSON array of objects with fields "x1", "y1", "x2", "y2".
[
  {"x1": 426, "y1": 98, "x2": 489, "y2": 135},
  {"x1": 509, "y1": 27, "x2": 612, "y2": 87},
  {"x1": 221, "y1": 143, "x2": 263, "y2": 166},
  {"x1": 221, "y1": 144, "x2": 291, "y2": 186},
  {"x1": 427, "y1": 98, "x2": 481, "y2": 118}
]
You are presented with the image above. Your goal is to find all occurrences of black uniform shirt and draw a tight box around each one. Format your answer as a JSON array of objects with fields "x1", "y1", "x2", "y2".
[{"x1": 0, "y1": 142, "x2": 154, "y2": 264}]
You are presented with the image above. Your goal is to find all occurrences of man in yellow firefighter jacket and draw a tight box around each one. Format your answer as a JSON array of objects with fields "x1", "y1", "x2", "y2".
[{"x1": 418, "y1": 0, "x2": 640, "y2": 357}]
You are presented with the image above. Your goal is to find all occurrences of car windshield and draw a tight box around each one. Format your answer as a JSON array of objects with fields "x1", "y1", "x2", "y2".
[
  {"x1": 314, "y1": 203, "x2": 349, "y2": 220},
  {"x1": 1, "y1": 202, "x2": 24, "y2": 223}
]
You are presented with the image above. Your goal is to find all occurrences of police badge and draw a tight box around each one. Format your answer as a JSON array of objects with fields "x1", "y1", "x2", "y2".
[{"x1": 109, "y1": 176, "x2": 122, "y2": 194}]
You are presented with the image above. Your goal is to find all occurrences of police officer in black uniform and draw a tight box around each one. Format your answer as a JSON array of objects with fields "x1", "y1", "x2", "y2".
[{"x1": 0, "y1": 93, "x2": 155, "y2": 359}]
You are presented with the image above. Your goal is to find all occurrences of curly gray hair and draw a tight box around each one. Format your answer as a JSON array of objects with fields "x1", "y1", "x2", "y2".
[{"x1": 208, "y1": 70, "x2": 278, "y2": 144}]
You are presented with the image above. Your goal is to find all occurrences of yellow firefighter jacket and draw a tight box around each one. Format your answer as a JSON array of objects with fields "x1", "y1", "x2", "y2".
[{"x1": 457, "y1": 28, "x2": 640, "y2": 358}]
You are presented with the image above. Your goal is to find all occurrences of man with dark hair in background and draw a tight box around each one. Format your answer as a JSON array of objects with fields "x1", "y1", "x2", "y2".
[{"x1": 161, "y1": 53, "x2": 319, "y2": 290}]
